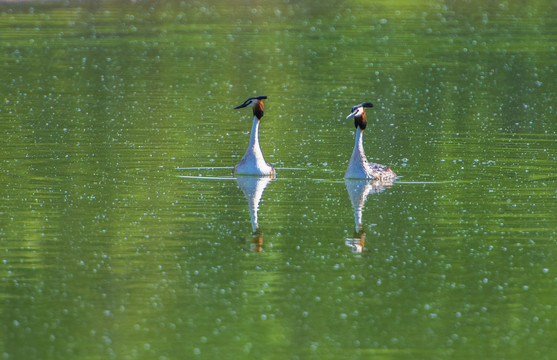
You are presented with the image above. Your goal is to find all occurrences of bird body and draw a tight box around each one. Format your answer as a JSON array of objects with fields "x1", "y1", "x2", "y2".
[
  {"x1": 345, "y1": 103, "x2": 396, "y2": 180},
  {"x1": 233, "y1": 96, "x2": 275, "y2": 177}
]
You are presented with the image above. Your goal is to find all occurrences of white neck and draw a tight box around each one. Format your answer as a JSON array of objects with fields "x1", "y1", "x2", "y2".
[
  {"x1": 248, "y1": 116, "x2": 263, "y2": 154},
  {"x1": 352, "y1": 128, "x2": 365, "y2": 161},
  {"x1": 234, "y1": 116, "x2": 274, "y2": 176},
  {"x1": 345, "y1": 129, "x2": 370, "y2": 179}
]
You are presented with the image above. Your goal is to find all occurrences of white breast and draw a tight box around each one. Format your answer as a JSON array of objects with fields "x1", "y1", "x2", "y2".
[
  {"x1": 345, "y1": 129, "x2": 373, "y2": 179},
  {"x1": 234, "y1": 116, "x2": 275, "y2": 177}
]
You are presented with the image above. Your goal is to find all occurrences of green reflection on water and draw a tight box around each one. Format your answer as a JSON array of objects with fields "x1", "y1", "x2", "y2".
[{"x1": 1, "y1": 0, "x2": 557, "y2": 359}]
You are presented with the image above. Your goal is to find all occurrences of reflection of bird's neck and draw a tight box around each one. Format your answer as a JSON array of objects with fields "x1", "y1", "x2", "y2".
[
  {"x1": 354, "y1": 200, "x2": 363, "y2": 233},
  {"x1": 347, "y1": 179, "x2": 369, "y2": 233},
  {"x1": 248, "y1": 188, "x2": 260, "y2": 234},
  {"x1": 236, "y1": 176, "x2": 272, "y2": 234}
]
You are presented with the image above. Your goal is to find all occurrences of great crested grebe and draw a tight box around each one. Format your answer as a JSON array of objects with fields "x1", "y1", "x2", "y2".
[
  {"x1": 233, "y1": 96, "x2": 276, "y2": 177},
  {"x1": 345, "y1": 102, "x2": 397, "y2": 180}
]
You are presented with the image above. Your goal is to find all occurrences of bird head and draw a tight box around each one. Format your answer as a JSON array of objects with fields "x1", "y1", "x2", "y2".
[
  {"x1": 235, "y1": 96, "x2": 267, "y2": 119},
  {"x1": 346, "y1": 102, "x2": 373, "y2": 130}
]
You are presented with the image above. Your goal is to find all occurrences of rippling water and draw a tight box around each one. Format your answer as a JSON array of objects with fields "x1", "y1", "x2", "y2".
[{"x1": 1, "y1": 0, "x2": 556, "y2": 359}]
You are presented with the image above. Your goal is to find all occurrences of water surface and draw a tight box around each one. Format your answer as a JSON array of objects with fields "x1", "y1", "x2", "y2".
[{"x1": 1, "y1": 0, "x2": 557, "y2": 359}]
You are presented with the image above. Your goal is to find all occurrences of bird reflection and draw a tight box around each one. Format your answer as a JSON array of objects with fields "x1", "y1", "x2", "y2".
[
  {"x1": 235, "y1": 176, "x2": 273, "y2": 252},
  {"x1": 344, "y1": 179, "x2": 394, "y2": 253}
]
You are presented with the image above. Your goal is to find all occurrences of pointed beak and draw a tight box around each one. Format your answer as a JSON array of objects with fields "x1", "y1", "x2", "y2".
[
  {"x1": 346, "y1": 109, "x2": 359, "y2": 119},
  {"x1": 234, "y1": 103, "x2": 248, "y2": 109}
]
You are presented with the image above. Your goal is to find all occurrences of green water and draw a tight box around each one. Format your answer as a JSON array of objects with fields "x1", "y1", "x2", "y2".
[{"x1": 1, "y1": 0, "x2": 557, "y2": 359}]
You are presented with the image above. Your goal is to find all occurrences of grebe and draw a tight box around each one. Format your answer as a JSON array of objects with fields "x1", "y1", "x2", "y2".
[
  {"x1": 345, "y1": 102, "x2": 396, "y2": 180},
  {"x1": 233, "y1": 96, "x2": 276, "y2": 177}
]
